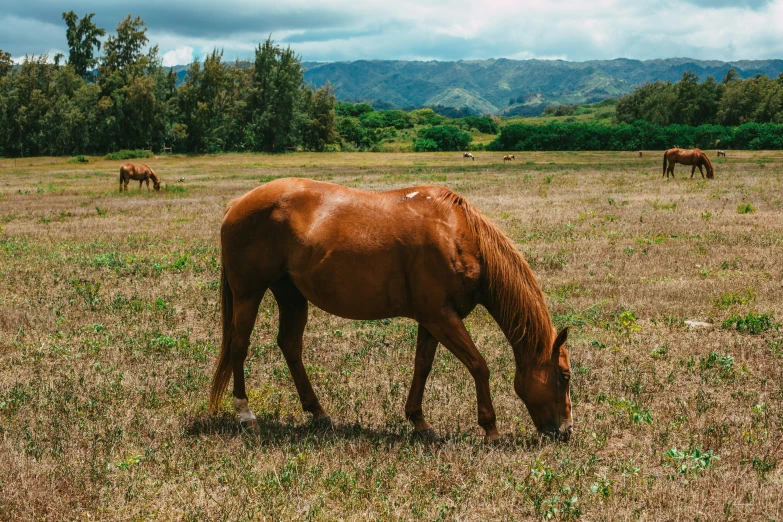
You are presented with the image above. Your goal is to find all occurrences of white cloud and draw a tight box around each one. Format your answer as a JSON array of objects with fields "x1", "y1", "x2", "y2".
[
  {"x1": 161, "y1": 46, "x2": 194, "y2": 66},
  {"x1": 2, "y1": 0, "x2": 783, "y2": 63}
]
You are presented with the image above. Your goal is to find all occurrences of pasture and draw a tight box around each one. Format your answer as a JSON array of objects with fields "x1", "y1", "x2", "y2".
[{"x1": 0, "y1": 151, "x2": 781, "y2": 520}]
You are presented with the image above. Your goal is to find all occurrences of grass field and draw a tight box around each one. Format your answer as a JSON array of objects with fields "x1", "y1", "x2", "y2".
[{"x1": 1, "y1": 150, "x2": 782, "y2": 520}]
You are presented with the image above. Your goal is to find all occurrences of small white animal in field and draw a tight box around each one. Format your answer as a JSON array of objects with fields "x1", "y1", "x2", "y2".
[
  {"x1": 463, "y1": 152, "x2": 474, "y2": 161},
  {"x1": 178, "y1": 177, "x2": 185, "y2": 182}
]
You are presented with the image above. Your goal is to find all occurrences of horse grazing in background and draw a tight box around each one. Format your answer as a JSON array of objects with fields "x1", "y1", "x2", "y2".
[
  {"x1": 209, "y1": 178, "x2": 573, "y2": 443},
  {"x1": 119, "y1": 163, "x2": 161, "y2": 192},
  {"x1": 503, "y1": 155, "x2": 515, "y2": 162},
  {"x1": 463, "y1": 152, "x2": 474, "y2": 161},
  {"x1": 638, "y1": 151, "x2": 643, "y2": 157},
  {"x1": 663, "y1": 148, "x2": 714, "y2": 179},
  {"x1": 717, "y1": 150, "x2": 726, "y2": 158}
]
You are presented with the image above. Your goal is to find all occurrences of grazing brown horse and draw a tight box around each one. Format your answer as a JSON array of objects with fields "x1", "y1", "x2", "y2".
[
  {"x1": 463, "y1": 152, "x2": 475, "y2": 161},
  {"x1": 717, "y1": 150, "x2": 726, "y2": 158},
  {"x1": 119, "y1": 163, "x2": 161, "y2": 192},
  {"x1": 638, "y1": 151, "x2": 643, "y2": 158},
  {"x1": 663, "y1": 148, "x2": 714, "y2": 179},
  {"x1": 503, "y1": 155, "x2": 515, "y2": 162},
  {"x1": 209, "y1": 178, "x2": 573, "y2": 442}
]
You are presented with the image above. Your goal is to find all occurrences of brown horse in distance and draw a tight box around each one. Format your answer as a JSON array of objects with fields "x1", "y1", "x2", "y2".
[
  {"x1": 663, "y1": 148, "x2": 714, "y2": 179},
  {"x1": 119, "y1": 163, "x2": 161, "y2": 192},
  {"x1": 717, "y1": 150, "x2": 726, "y2": 158},
  {"x1": 209, "y1": 178, "x2": 573, "y2": 442},
  {"x1": 503, "y1": 155, "x2": 515, "y2": 162}
]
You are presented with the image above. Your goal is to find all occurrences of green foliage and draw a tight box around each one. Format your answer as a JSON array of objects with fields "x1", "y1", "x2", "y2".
[
  {"x1": 543, "y1": 104, "x2": 577, "y2": 117},
  {"x1": 489, "y1": 120, "x2": 783, "y2": 151},
  {"x1": 722, "y1": 312, "x2": 779, "y2": 334},
  {"x1": 105, "y1": 149, "x2": 151, "y2": 160},
  {"x1": 617, "y1": 69, "x2": 783, "y2": 126},
  {"x1": 737, "y1": 202, "x2": 755, "y2": 214},
  {"x1": 665, "y1": 447, "x2": 719, "y2": 476},
  {"x1": 335, "y1": 102, "x2": 375, "y2": 118},
  {"x1": 68, "y1": 155, "x2": 89, "y2": 163},
  {"x1": 61, "y1": 11, "x2": 105, "y2": 78},
  {"x1": 414, "y1": 125, "x2": 472, "y2": 152},
  {"x1": 0, "y1": 26, "x2": 336, "y2": 156},
  {"x1": 713, "y1": 289, "x2": 756, "y2": 309},
  {"x1": 456, "y1": 115, "x2": 500, "y2": 134}
]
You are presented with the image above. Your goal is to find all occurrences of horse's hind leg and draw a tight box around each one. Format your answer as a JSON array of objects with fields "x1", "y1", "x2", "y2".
[
  {"x1": 271, "y1": 276, "x2": 329, "y2": 423},
  {"x1": 691, "y1": 165, "x2": 696, "y2": 178},
  {"x1": 230, "y1": 294, "x2": 264, "y2": 426},
  {"x1": 424, "y1": 313, "x2": 499, "y2": 442},
  {"x1": 405, "y1": 324, "x2": 438, "y2": 437}
]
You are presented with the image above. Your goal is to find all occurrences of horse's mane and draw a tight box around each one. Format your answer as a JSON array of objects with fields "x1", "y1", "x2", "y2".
[
  {"x1": 701, "y1": 152, "x2": 714, "y2": 175},
  {"x1": 433, "y1": 188, "x2": 554, "y2": 365}
]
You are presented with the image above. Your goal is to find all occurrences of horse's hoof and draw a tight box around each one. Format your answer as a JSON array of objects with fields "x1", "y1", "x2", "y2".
[
  {"x1": 239, "y1": 418, "x2": 259, "y2": 432},
  {"x1": 483, "y1": 432, "x2": 502, "y2": 445},
  {"x1": 412, "y1": 427, "x2": 438, "y2": 442},
  {"x1": 310, "y1": 416, "x2": 333, "y2": 429}
]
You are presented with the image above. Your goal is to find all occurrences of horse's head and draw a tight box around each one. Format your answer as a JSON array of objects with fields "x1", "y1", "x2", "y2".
[
  {"x1": 153, "y1": 180, "x2": 161, "y2": 191},
  {"x1": 514, "y1": 327, "x2": 573, "y2": 441}
]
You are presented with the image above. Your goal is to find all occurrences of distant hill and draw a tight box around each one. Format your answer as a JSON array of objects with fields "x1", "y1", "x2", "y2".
[{"x1": 168, "y1": 58, "x2": 783, "y2": 117}]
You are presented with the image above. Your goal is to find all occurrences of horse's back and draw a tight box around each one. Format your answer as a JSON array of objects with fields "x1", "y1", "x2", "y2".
[{"x1": 221, "y1": 178, "x2": 481, "y2": 319}]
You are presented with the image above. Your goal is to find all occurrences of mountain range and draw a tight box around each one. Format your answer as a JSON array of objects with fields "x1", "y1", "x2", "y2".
[{"x1": 170, "y1": 58, "x2": 783, "y2": 117}]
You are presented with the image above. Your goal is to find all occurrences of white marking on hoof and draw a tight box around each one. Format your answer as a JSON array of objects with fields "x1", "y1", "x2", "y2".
[
  {"x1": 405, "y1": 191, "x2": 419, "y2": 199},
  {"x1": 233, "y1": 397, "x2": 257, "y2": 423}
]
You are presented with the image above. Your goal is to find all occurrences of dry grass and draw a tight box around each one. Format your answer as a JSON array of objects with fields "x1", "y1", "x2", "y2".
[{"x1": 0, "y1": 150, "x2": 782, "y2": 520}]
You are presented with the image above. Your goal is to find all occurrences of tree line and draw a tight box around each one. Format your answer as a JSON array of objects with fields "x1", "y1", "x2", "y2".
[
  {"x1": 0, "y1": 13, "x2": 337, "y2": 157},
  {"x1": 488, "y1": 120, "x2": 783, "y2": 151},
  {"x1": 616, "y1": 70, "x2": 783, "y2": 126}
]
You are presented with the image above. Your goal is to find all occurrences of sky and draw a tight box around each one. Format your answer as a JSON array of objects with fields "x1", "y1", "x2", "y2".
[{"x1": 2, "y1": 0, "x2": 783, "y2": 66}]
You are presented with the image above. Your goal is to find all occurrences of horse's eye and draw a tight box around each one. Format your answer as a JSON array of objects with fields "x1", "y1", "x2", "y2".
[{"x1": 561, "y1": 373, "x2": 571, "y2": 382}]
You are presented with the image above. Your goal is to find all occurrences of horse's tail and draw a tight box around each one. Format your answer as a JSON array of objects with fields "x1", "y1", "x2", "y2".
[{"x1": 209, "y1": 261, "x2": 234, "y2": 411}]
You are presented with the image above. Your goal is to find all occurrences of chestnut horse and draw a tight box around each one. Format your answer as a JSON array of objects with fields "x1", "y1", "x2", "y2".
[
  {"x1": 209, "y1": 178, "x2": 573, "y2": 442},
  {"x1": 663, "y1": 148, "x2": 714, "y2": 179},
  {"x1": 503, "y1": 155, "x2": 515, "y2": 162},
  {"x1": 119, "y1": 163, "x2": 161, "y2": 192}
]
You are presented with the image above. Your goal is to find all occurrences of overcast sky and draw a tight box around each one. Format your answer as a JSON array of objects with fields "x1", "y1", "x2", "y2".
[{"x1": 3, "y1": 1, "x2": 783, "y2": 66}]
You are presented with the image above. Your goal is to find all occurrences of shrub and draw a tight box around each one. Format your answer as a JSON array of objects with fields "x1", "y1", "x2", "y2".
[
  {"x1": 722, "y1": 312, "x2": 779, "y2": 334},
  {"x1": 414, "y1": 125, "x2": 472, "y2": 152},
  {"x1": 105, "y1": 149, "x2": 151, "y2": 161}
]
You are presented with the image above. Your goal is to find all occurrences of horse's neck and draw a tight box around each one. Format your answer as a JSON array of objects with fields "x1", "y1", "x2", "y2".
[{"x1": 479, "y1": 260, "x2": 552, "y2": 367}]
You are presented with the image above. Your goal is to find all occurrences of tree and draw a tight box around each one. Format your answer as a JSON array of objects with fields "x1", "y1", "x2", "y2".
[
  {"x1": 246, "y1": 37, "x2": 305, "y2": 152},
  {"x1": 415, "y1": 125, "x2": 472, "y2": 151},
  {"x1": 301, "y1": 82, "x2": 337, "y2": 151},
  {"x1": 62, "y1": 11, "x2": 105, "y2": 78},
  {"x1": 102, "y1": 15, "x2": 148, "y2": 73},
  {"x1": 0, "y1": 49, "x2": 12, "y2": 78}
]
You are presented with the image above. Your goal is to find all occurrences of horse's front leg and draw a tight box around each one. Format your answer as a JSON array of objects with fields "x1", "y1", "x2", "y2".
[
  {"x1": 691, "y1": 165, "x2": 696, "y2": 178},
  {"x1": 405, "y1": 324, "x2": 439, "y2": 439},
  {"x1": 424, "y1": 312, "x2": 499, "y2": 442}
]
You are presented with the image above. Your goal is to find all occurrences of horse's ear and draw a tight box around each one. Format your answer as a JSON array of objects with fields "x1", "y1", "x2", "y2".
[{"x1": 552, "y1": 327, "x2": 568, "y2": 357}]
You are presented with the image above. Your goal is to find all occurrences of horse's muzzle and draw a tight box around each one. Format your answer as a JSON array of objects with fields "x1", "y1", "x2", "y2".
[{"x1": 543, "y1": 425, "x2": 573, "y2": 442}]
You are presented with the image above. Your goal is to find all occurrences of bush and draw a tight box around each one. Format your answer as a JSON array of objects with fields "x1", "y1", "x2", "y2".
[
  {"x1": 68, "y1": 155, "x2": 89, "y2": 163},
  {"x1": 105, "y1": 149, "x2": 151, "y2": 161},
  {"x1": 457, "y1": 116, "x2": 500, "y2": 134},
  {"x1": 415, "y1": 125, "x2": 472, "y2": 152},
  {"x1": 487, "y1": 121, "x2": 783, "y2": 151},
  {"x1": 335, "y1": 102, "x2": 375, "y2": 118}
]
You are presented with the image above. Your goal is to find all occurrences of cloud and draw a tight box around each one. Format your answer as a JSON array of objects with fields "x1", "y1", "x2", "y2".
[
  {"x1": 162, "y1": 46, "x2": 194, "y2": 66},
  {"x1": 2, "y1": 0, "x2": 783, "y2": 64}
]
